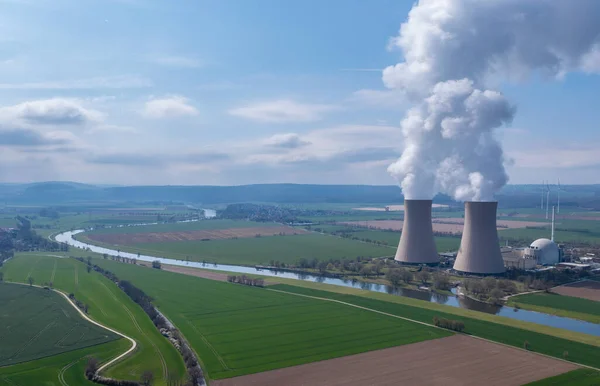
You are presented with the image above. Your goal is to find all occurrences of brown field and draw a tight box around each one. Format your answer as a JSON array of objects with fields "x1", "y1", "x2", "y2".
[
  {"x1": 87, "y1": 226, "x2": 308, "y2": 245},
  {"x1": 341, "y1": 219, "x2": 548, "y2": 234},
  {"x1": 213, "y1": 335, "x2": 576, "y2": 386},
  {"x1": 552, "y1": 280, "x2": 600, "y2": 302}
]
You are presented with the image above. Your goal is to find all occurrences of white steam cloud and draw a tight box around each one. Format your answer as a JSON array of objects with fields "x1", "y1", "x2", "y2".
[{"x1": 386, "y1": 0, "x2": 600, "y2": 201}]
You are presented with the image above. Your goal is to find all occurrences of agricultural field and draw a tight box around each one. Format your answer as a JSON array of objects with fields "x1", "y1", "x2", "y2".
[
  {"x1": 267, "y1": 284, "x2": 600, "y2": 369},
  {"x1": 508, "y1": 292, "x2": 600, "y2": 324},
  {"x1": 0, "y1": 283, "x2": 117, "y2": 367},
  {"x1": 553, "y1": 280, "x2": 600, "y2": 302},
  {"x1": 214, "y1": 335, "x2": 576, "y2": 386},
  {"x1": 86, "y1": 225, "x2": 307, "y2": 245},
  {"x1": 0, "y1": 339, "x2": 129, "y2": 386},
  {"x1": 86, "y1": 257, "x2": 451, "y2": 380},
  {"x1": 0, "y1": 254, "x2": 187, "y2": 385},
  {"x1": 341, "y1": 219, "x2": 549, "y2": 234},
  {"x1": 78, "y1": 232, "x2": 394, "y2": 266},
  {"x1": 526, "y1": 369, "x2": 600, "y2": 386},
  {"x1": 86, "y1": 219, "x2": 266, "y2": 235},
  {"x1": 313, "y1": 224, "x2": 461, "y2": 252}
]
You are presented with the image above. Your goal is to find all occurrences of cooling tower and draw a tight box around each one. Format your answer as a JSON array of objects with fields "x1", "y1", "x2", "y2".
[
  {"x1": 395, "y1": 199, "x2": 439, "y2": 264},
  {"x1": 453, "y1": 201, "x2": 505, "y2": 274}
]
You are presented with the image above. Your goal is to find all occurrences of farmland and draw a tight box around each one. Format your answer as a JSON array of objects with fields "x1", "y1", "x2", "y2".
[
  {"x1": 0, "y1": 282, "x2": 118, "y2": 367},
  {"x1": 0, "y1": 254, "x2": 187, "y2": 385},
  {"x1": 552, "y1": 280, "x2": 600, "y2": 302},
  {"x1": 0, "y1": 339, "x2": 129, "y2": 386},
  {"x1": 86, "y1": 257, "x2": 451, "y2": 380},
  {"x1": 78, "y1": 232, "x2": 394, "y2": 266},
  {"x1": 508, "y1": 292, "x2": 600, "y2": 324},
  {"x1": 86, "y1": 225, "x2": 307, "y2": 245},
  {"x1": 213, "y1": 335, "x2": 576, "y2": 386},
  {"x1": 267, "y1": 284, "x2": 600, "y2": 369},
  {"x1": 526, "y1": 369, "x2": 600, "y2": 386}
]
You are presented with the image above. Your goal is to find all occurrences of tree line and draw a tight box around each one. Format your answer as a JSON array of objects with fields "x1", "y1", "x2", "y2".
[{"x1": 227, "y1": 275, "x2": 265, "y2": 287}]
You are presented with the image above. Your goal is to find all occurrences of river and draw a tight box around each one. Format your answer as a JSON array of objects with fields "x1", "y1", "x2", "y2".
[{"x1": 54, "y1": 211, "x2": 600, "y2": 337}]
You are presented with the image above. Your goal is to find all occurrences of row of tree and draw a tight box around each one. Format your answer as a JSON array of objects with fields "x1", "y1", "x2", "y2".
[
  {"x1": 77, "y1": 258, "x2": 204, "y2": 386},
  {"x1": 432, "y1": 317, "x2": 465, "y2": 332},
  {"x1": 227, "y1": 275, "x2": 265, "y2": 287}
]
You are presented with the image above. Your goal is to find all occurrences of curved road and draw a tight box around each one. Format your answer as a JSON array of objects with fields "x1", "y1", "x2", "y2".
[{"x1": 6, "y1": 281, "x2": 137, "y2": 382}]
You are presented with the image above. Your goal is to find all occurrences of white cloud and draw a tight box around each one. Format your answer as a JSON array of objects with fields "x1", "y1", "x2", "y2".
[
  {"x1": 141, "y1": 95, "x2": 199, "y2": 119},
  {"x1": 229, "y1": 99, "x2": 338, "y2": 123},
  {"x1": 0, "y1": 98, "x2": 102, "y2": 125},
  {"x1": 152, "y1": 56, "x2": 202, "y2": 69},
  {"x1": 0, "y1": 75, "x2": 152, "y2": 90}
]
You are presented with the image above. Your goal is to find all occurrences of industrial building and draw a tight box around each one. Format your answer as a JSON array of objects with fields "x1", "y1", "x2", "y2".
[
  {"x1": 453, "y1": 201, "x2": 505, "y2": 275},
  {"x1": 394, "y1": 199, "x2": 439, "y2": 265}
]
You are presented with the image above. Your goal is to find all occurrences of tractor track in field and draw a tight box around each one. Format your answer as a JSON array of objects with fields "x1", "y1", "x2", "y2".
[
  {"x1": 50, "y1": 259, "x2": 57, "y2": 283},
  {"x1": 58, "y1": 357, "x2": 82, "y2": 386},
  {"x1": 25, "y1": 256, "x2": 42, "y2": 281},
  {"x1": 121, "y1": 304, "x2": 168, "y2": 380},
  {"x1": 186, "y1": 319, "x2": 230, "y2": 371},
  {"x1": 74, "y1": 266, "x2": 79, "y2": 287}
]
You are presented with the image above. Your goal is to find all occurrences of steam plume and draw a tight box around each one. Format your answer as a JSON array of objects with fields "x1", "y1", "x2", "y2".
[{"x1": 386, "y1": 0, "x2": 600, "y2": 201}]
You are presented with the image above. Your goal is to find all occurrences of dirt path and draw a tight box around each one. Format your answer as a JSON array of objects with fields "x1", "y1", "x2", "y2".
[{"x1": 213, "y1": 334, "x2": 577, "y2": 386}]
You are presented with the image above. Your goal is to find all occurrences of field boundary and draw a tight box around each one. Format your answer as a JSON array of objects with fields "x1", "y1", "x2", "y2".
[{"x1": 266, "y1": 287, "x2": 598, "y2": 372}]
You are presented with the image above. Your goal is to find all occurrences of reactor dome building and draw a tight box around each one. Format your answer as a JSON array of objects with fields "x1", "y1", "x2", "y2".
[
  {"x1": 524, "y1": 238, "x2": 560, "y2": 265},
  {"x1": 394, "y1": 199, "x2": 439, "y2": 265},
  {"x1": 453, "y1": 201, "x2": 505, "y2": 275}
]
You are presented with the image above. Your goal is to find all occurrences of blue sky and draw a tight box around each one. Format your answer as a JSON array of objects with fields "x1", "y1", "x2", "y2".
[{"x1": 0, "y1": 0, "x2": 599, "y2": 185}]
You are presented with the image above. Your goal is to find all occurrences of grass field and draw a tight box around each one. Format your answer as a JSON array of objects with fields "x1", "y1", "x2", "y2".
[
  {"x1": 0, "y1": 254, "x2": 186, "y2": 385},
  {"x1": 267, "y1": 284, "x2": 600, "y2": 369},
  {"x1": 526, "y1": 369, "x2": 600, "y2": 385},
  {"x1": 86, "y1": 257, "x2": 451, "y2": 380},
  {"x1": 78, "y1": 232, "x2": 394, "y2": 266},
  {"x1": 314, "y1": 224, "x2": 461, "y2": 252},
  {"x1": 508, "y1": 292, "x2": 600, "y2": 324},
  {"x1": 0, "y1": 283, "x2": 118, "y2": 367},
  {"x1": 0, "y1": 339, "x2": 129, "y2": 386}
]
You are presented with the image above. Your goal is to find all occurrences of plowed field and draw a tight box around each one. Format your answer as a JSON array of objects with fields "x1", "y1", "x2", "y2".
[
  {"x1": 213, "y1": 335, "x2": 577, "y2": 386},
  {"x1": 341, "y1": 218, "x2": 548, "y2": 234},
  {"x1": 552, "y1": 280, "x2": 600, "y2": 302},
  {"x1": 87, "y1": 226, "x2": 308, "y2": 245}
]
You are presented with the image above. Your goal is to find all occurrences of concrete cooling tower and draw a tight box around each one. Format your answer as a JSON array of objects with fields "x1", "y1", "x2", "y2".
[
  {"x1": 395, "y1": 199, "x2": 439, "y2": 265},
  {"x1": 453, "y1": 201, "x2": 505, "y2": 274}
]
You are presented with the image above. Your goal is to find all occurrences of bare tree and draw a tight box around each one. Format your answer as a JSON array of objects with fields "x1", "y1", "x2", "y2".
[
  {"x1": 85, "y1": 357, "x2": 99, "y2": 379},
  {"x1": 28, "y1": 276, "x2": 34, "y2": 286},
  {"x1": 0, "y1": 272, "x2": 3, "y2": 282}
]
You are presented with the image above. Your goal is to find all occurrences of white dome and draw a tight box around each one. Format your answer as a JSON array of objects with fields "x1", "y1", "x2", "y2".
[{"x1": 529, "y1": 238, "x2": 559, "y2": 265}]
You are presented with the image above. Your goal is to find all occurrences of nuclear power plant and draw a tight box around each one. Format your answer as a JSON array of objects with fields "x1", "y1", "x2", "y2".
[
  {"x1": 395, "y1": 199, "x2": 439, "y2": 265},
  {"x1": 453, "y1": 201, "x2": 505, "y2": 275}
]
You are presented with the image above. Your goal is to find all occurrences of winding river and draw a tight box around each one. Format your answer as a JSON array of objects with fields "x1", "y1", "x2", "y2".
[{"x1": 54, "y1": 210, "x2": 600, "y2": 337}]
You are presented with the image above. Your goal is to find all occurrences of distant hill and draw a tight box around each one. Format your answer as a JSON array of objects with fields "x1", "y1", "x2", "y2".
[{"x1": 1, "y1": 181, "x2": 599, "y2": 208}]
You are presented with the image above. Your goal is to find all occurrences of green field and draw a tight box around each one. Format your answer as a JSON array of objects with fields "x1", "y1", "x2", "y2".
[
  {"x1": 78, "y1": 232, "x2": 395, "y2": 266},
  {"x1": 0, "y1": 283, "x2": 118, "y2": 367},
  {"x1": 0, "y1": 254, "x2": 186, "y2": 385},
  {"x1": 86, "y1": 257, "x2": 451, "y2": 380},
  {"x1": 0, "y1": 339, "x2": 129, "y2": 386},
  {"x1": 526, "y1": 369, "x2": 600, "y2": 385},
  {"x1": 314, "y1": 225, "x2": 461, "y2": 252},
  {"x1": 508, "y1": 292, "x2": 600, "y2": 324},
  {"x1": 267, "y1": 284, "x2": 600, "y2": 369}
]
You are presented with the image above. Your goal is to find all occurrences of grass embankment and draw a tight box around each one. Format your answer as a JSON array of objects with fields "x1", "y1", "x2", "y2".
[
  {"x1": 77, "y1": 232, "x2": 394, "y2": 266},
  {"x1": 268, "y1": 284, "x2": 600, "y2": 369},
  {"x1": 526, "y1": 369, "x2": 600, "y2": 385},
  {"x1": 87, "y1": 257, "x2": 450, "y2": 380},
  {"x1": 0, "y1": 254, "x2": 187, "y2": 385},
  {"x1": 508, "y1": 292, "x2": 600, "y2": 324},
  {"x1": 0, "y1": 339, "x2": 129, "y2": 386},
  {"x1": 0, "y1": 282, "x2": 118, "y2": 367}
]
